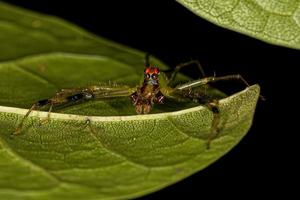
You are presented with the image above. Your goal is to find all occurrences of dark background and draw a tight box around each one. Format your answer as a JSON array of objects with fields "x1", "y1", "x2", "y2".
[{"x1": 2, "y1": 0, "x2": 296, "y2": 199}]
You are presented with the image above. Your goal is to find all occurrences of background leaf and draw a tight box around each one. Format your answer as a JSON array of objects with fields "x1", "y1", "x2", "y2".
[
  {"x1": 177, "y1": 0, "x2": 300, "y2": 49},
  {"x1": 0, "y1": 2, "x2": 260, "y2": 199},
  {"x1": 0, "y1": 1, "x2": 166, "y2": 71}
]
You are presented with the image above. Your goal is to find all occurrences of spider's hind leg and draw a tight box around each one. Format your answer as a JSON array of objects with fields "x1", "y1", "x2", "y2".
[{"x1": 168, "y1": 60, "x2": 205, "y2": 86}]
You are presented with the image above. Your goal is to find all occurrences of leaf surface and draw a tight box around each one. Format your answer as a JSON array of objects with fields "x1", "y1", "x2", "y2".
[
  {"x1": 177, "y1": 0, "x2": 300, "y2": 49},
  {"x1": 0, "y1": 2, "x2": 260, "y2": 199}
]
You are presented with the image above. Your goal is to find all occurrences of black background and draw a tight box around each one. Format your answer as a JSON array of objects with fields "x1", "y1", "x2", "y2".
[{"x1": 1, "y1": 0, "x2": 296, "y2": 199}]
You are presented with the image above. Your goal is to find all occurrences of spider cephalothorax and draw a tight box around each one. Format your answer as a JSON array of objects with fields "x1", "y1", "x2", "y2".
[
  {"x1": 144, "y1": 66, "x2": 160, "y2": 86},
  {"x1": 130, "y1": 66, "x2": 165, "y2": 114}
]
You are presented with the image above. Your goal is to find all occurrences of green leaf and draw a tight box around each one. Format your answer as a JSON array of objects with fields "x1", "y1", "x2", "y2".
[
  {"x1": 0, "y1": 1, "x2": 166, "y2": 70},
  {"x1": 0, "y1": 2, "x2": 260, "y2": 200},
  {"x1": 177, "y1": 0, "x2": 300, "y2": 49}
]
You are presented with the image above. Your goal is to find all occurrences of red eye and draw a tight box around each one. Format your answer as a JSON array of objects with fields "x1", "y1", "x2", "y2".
[
  {"x1": 145, "y1": 68, "x2": 151, "y2": 74},
  {"x1": 145, "y1": 67, "x2": 159, "y2": 75},
  {"x1": 153, "y1": 67, "x2": 159, "y2": 74}
]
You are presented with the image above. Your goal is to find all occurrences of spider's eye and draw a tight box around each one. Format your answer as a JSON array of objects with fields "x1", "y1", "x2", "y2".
[
  {"x1": 145, "y1": 74, "x2": 150, "y2": 79},
  {"x1": 145, "y1": 68, "x2": 151, "y2": 74},
  {"x1": 153, "y1": 67, "x2": 159, "y2": 74}
]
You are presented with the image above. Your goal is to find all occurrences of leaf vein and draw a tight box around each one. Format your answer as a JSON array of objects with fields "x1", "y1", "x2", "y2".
[
  {"x1": 88, "y1": 123, "x2": 150, "y2": 169},
  {"x1": 166, "y1": 116, "x2": 203, "y2": 141},
  {"x1": 14, "y1": 63, "x2": 59, "y2": 89},
  {"x1": 0, "y1": 136, "x2": 60, "y2": 186}
]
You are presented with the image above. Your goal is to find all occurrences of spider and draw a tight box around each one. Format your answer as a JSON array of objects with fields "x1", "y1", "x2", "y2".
[{"x1": 12, "y1": 54, "x2": 251, "y2": 148}]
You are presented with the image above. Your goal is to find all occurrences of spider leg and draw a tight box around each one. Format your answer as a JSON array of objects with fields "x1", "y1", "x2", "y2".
[
  {"x1": 186, "y1": 90, "x2": 221, "y2": 149},
  {"x1": 12, "y1": 89, "x2": 92, "y2": 136},
  {"x1": 174, "y1": 74, "x2": 267, "y2": 100},
  {"x1": 205, "y1": 99, "x2": 221, "y2": 149},
  {"x1": 12, "y1": 99, "x2": 52, "y2": 136},
  {"x1": 174, "y1": 74, "x2": 250, "y2": 90},
  {"x1": 168, "y1": 74, "x2": 252, "y2": 148},
  {"x1": 168, "y1": 74, "x2": 263, "y2": 148},
  {"x1": 167, "y1": 88, "x2": 221, "y2": 149},
  {"x1": 12, "y1": 85, "x2": 135, "y2": 136},
  {"x1": 168, "y1": 60, "x2": 205, "y2": 86},
  {"x1": 39, "y1": 102, "x2": 53, "y2": 125}
]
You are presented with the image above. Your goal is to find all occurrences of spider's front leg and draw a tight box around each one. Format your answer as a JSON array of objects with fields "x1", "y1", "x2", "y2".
[
  {"x1": 13, "y1": 84, "x2": 135, "y2": 136},
  {"x1": 12, "y1": 88, "x2": 93, "y2": 136}
]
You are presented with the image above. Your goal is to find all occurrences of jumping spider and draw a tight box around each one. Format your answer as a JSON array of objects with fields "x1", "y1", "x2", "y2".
[{"x1": 12, "y1": 54, "x2": 252, "y2": 148}]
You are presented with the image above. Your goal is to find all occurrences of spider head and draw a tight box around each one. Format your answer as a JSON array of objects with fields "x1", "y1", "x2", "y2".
[{"x1": 144, "y1": 66, "x2": 160, "y2": 85}]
